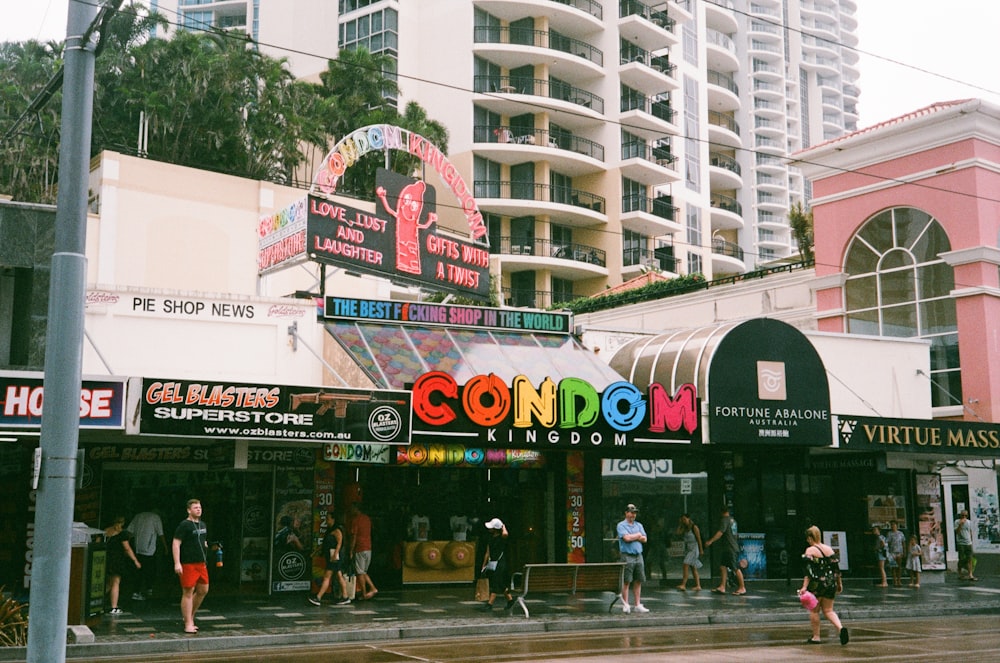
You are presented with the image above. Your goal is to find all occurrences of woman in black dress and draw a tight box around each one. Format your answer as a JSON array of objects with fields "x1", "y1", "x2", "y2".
[
  {"x1": 480, "y1": 518, "x2": 513, "y2": 611},
  {"x1": 105, "y1": 515, "x2": 140, "y2": 615},
  {"x1": 797, "y1": 525, "x2": 848, "y2": 645}
]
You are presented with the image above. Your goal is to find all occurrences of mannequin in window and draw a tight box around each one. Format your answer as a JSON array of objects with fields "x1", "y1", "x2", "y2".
[{"x1": 450, "y1": 514, "x2": 470, "y2": 541}]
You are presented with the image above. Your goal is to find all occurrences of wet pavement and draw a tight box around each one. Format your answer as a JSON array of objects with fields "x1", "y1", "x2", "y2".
[{"x1": 3, "y1": 575, "x2": 999, "y2": 661}]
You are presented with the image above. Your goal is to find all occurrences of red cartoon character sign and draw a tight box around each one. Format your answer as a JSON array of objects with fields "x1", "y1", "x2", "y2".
[{"x1": 376, "y1": 179, "x2": 437, "y2": 275}]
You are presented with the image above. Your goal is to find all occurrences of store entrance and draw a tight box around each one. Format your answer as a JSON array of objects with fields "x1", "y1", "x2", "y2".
[
  {"x1": 349, "y1": 464, "x2": 549, "y2": 589},
  {"x1": 90, "y1": 466, "x2": 269, "y2": 598}
]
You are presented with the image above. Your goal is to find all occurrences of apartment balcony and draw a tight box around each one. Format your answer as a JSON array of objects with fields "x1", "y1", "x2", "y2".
[
  {"x1": 474, "y1": 75, "x2": 604, "y2": 128},
  {"x1": 757, "y1": 228, "x2": 789, "y2": 249},
  {"x1": 711, "y1": 237, "x2": 745, "y2": 274},
  {"x1": 707, "y1": 110, "x2": 740, "y2": 149},
  {"x1": 474, "y1": 180, "x2": 606, "y2": 227},
  {"x1": 473, "y1": 25, "x2": 603, "y2": 81},
  {"x1": 755, "y1": 152, "x2": 786, "y2": 176},
  {"x1": 706, "y1": 29, "x2": 739, "y2": 72},
  {"x1": 753, "y1": 115, "x2": 785, "y2": 140},
  {"x1": 756, "y1": 190, "x2": 787, "y2": 212},
  {"x1": 620, "y1": 95, "x2": 679, "y2": 139},
  {"x1": 473, "y1": 125, "x2": 605, "y2": 177},
  {"x1": 498, "y1": 236, "x2": 607, "y2": 279},
  {"x1": 754, "y1": 172, "x2": 785, "y2": 194},
  {"x1": 618, "y1": 0, "x2": 679, "y2": 53},
  {"x1": 477, "y1": 0, "x2": 604, "y2": 35},
  {"x1": 754, "y1": 134, "x2": 785, "y2": 156},
  {"x1": 704, "y1": 0, "x2": 737, "y2": 34},
  {"x1": 709, "y1": 152, "x2": 742, "y2": 190},
  {"x1": 619, "y1": 51, "x2": 679, "y2": 95},
  {"x1": 620, "y1": 141, "x2": 680, "y2": 186},
  {"x1": 709, "y1": 192, "x2": 743, "y2": 231},
  {"x1": 622, "y1": 246, "x2": 679, "y2": 276},
  {"x1": 801, "y1": 53, "x2": 840, "y2": 76},
  {"x1": 756, "y1": 211, "x2": 787, "y2": 229},
  {"x1": 502, "y1": 288, "x2": 563, "y2": 310},
  {"x1": 620, "y1": 194, "x2": 682, "y2": 236},
  {"x1": 706, "y1": 70, "x2": 739, "y2": 112}
]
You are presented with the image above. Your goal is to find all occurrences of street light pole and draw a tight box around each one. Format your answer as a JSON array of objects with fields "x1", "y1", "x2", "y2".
[{"x1": 26, "y1": 0, "x2": 98, "y2": 660}]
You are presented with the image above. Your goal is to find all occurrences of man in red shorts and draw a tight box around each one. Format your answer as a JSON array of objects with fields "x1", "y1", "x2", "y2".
[{"x1": 172, "y1": 498, "x2": 209, "y2": 634}]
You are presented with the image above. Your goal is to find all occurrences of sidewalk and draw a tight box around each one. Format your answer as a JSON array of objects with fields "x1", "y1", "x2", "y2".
[{"x1": 4, "y1": 575, "x2": 999, "y2": 660}]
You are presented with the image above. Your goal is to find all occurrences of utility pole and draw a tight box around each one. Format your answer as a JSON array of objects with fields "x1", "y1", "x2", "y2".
[{"x1": 26, "y1": 0, "x2": 98, "y2": 660}]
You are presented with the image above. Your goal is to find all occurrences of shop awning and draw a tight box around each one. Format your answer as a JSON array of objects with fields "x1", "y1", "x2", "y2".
[{"x1": 325, "y1": 321, "x2": 624, "y2": 390}]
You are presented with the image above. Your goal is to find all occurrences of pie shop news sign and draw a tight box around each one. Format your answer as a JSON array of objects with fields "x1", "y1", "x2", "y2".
[
  {"x1": 411, "y1": 371, "x2": 700, "y2": 451},
  {"x1": 129, "y1": 378, "x2": 411, "y2": 445}
]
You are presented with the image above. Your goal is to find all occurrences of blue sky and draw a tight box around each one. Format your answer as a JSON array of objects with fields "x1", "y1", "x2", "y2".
[{"x1": 4, "y1": 0, "x2": 1000, "y2": 127}]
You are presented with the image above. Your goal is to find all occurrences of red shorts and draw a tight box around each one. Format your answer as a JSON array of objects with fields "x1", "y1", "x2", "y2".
[{"x1": 179, "y1": 562, "x2": 209, "y2": 588}]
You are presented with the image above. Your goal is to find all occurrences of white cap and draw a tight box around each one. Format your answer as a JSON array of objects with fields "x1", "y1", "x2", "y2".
[{"x1": 485, "y1": 518, "x2": 504, "y2": 530}]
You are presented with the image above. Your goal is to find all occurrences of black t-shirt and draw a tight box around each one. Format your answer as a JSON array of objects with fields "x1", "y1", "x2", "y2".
[
  {"x1": 322, "y1": 526, "x2": 343, "y2": 562},
  {"x1": 174, "y1": 518, "x2": 207, "y2": 564}
]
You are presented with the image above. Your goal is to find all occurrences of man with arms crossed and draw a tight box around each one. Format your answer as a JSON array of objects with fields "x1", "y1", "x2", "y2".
[
  {"x1": 617, "y1": 503, "x2": 649, "y2": 613},
  {"x1": 173, "y1": 499, "x2": 209, "y2": 634}
]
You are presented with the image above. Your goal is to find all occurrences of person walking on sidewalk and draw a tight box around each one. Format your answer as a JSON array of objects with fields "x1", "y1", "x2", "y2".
[
  {"x1": 675, "y1": 514, "x2": 703, "y2": 591},
  {"x1": 105, "y1": 515, "x2": 141, "y2": 615},
  {"x1": 127, "y1": 507, "x2": 166, "y2": 601},
  {"x1": 704, "y1": 507, "x2": 746, "y2": 595},
  {"x1": 172, "y1": 498, "x2": 209, "y2": 634},
  {"x1": 886, "y1": 521, "x2": 905, "y2": 586},
  {"x1": 872, "y1": 525, "x2": 889, "y2": 587},
  {"x1": 799, "y1": 525, "x2": 848, "y2": 646},
  {"x1": 348, "y1": 503, "x2": 378, "y2": 600},
  {"x1": 310, "y1": 511, "x2": 349, "y2": 606},
  {"x1": 479, "y1": 518, "x2": 514, "y2": 611},
  {"x1": 617, "y1": 503, "x2": 649, "y2": 613},
  {"x1": 955, "y1": 510, "x2": 977, "y2": 580}
]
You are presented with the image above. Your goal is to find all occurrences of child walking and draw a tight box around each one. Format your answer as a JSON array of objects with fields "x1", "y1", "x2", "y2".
[{"x1": 906, "y1": 535, "x2": 922, "y2": 588}]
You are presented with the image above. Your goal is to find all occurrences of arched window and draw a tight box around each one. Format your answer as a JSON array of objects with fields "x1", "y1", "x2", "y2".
[{"x1": 843, "y1": 207, "x2": 961, "y2": 407}]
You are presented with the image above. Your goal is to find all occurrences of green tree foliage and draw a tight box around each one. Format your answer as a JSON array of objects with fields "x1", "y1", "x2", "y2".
[
  {"x1": 1, "y1": 7, "x2": 448, "y2": 203},
  {"x1": 0, "y1": 40, "x2": 64, "y2": 202},
  {"x1": 788, "y1": 201, "x2": 815, "y2": 263}
]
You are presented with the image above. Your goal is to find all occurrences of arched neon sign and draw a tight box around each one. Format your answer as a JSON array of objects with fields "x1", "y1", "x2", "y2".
[{"x1": 310, "y1": 124, "x2": 487, "y2": 242}]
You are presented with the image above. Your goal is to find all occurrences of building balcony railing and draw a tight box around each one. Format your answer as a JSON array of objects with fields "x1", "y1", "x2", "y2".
[
  {"x1": 503, "y1": 288, "x2": 559, "y2": 309},
  {"x1": 621, "y1": 95, "x2": 675, "y2": 123},
  {"x1": 709, "y1": 152, "x2": 741, "y2": 176},
  {"x1": 707, "y1": 69, "x2": 739, "y2": 96},
  {"x1": 622, "y1": 141, "x2": 676, "y2": 168},
  {"x1": 474, "y1": 125, "x2": 605, "y2": 161},
  {"x1": 473, "y1": 26, "x2": 603, "y2": 67},
  {"x1": 712, "y1": 237, "x2": 744, "y2": 261},
  {"x1": 623, "y1": 246, "x2": 678, "y2": 272},
  {"x1": 710, "y1": 192, "x2": 742, "y2": 216},
  {"x1": 475, "y1": 75, "x2": 605, "y2": 114},
  {"x1": 619, "y1": 0, "x2": 675, "y2": 31},
  {"x1": 622, "y1": 194, "x2": 678, "y2": 221},
  {"x1": 620, "y1": 48, "x2": 676, "y2": 78},
  {"x1": 708, "y1": 110, "x2": 740, "y2": 135},
  {"x1": 500, "y1": 236, "x2": 606, "y2": 267},
  {"x1": 474, "y1": 180, "x2": 606, "y2": 214},
  {"x1": 550, "y1": 0, "x2": 603, "y2": 20}
]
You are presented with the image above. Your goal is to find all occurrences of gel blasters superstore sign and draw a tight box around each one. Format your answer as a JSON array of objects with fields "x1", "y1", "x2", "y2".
[{"x1": 411, "y1": 371, "x2": 699, "y2": 450}]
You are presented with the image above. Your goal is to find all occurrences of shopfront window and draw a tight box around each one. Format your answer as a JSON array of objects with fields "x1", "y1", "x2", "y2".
[
  {"x1": 601, "y1": 458, "x2": 708, "y2": 584},
  {"x1": 842, "y1": 207, "x2": 961, "y2": 407}
]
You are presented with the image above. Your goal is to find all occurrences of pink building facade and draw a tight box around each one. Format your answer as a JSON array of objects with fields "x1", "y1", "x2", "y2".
[{"x1": 794, "y1": 99, "x2": 1000, "y2": 424}]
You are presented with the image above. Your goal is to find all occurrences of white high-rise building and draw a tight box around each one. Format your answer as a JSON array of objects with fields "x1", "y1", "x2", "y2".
[{"x1": 154, "y1": 1, "x2": 861, "y2": 307}]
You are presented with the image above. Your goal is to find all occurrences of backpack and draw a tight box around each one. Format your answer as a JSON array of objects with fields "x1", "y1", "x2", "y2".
[{"x1": 807, "y1": 551, "x2": 840, "y2": 592}]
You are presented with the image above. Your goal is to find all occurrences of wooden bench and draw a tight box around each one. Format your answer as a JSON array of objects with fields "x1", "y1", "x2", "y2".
[{"x1": 508, "y1": 562, "x2": 624, "y2": 618}]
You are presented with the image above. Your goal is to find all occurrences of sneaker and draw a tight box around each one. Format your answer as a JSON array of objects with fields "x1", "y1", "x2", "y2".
[
  {"x1": 131, "y1": 592, "x2": 146, "y2": 601},
  {"x1": 621, "y1": 603, "x2": 631, "y2": 614},
  {"x1": 634, "y1": 604, "x2": 649, "y2": 613},
  {"x1": 334, "y1": 598, "x2": 351, "y2": 606},
  {"x1": 840, "y1": 627, "x2": 849, "y2": 645},
  {"x1": 308, "y1": 596, "x2": 321, "y2": 606},
  {"x1": 109, "y1": 607, "x2": 123, "y2": 615}
]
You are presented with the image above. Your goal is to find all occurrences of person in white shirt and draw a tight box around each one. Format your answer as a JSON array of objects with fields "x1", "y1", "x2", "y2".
[{"x1": 127, "y1": 508, "x2": 166, "y2": 600}]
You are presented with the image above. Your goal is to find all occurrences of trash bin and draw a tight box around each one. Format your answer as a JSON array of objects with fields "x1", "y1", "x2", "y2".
[{"x1": 68, "y1": 523, "x2": 105, "y2": 625}]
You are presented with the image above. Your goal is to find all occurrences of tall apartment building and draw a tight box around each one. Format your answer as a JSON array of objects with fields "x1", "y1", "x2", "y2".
[
  {"x1": 149, "y1": 0, "x2": 338, "y2": 78},
  {"x1": 149, "y1": 1, "x2": 860, "y2": 308},
  {"x1": 337, "y1": 0, "x2": 859, "y2": 308}
]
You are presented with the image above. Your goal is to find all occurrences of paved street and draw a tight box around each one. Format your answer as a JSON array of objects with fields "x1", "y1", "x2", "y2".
[{"x1": 3, "y1": 575, "x2": 998, "y2": 661}]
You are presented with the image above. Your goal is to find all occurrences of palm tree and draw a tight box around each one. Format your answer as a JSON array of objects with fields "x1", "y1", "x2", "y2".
[{"x1": 788, "y1": 201, "x2": 814, "y2": 263}]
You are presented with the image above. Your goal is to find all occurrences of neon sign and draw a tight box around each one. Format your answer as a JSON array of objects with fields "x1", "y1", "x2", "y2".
[
  {"x1": 411, "y1": 371, "x2": 699, "y2": 450},
  {"x1": 311, "y1": 124, "x2": 487, "y2": 241}
]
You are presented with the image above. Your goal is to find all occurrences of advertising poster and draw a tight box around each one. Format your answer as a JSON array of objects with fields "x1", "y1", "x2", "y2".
[
  {"x1": 915, "y1": 474, "x2": 945, "y2": 570},
  {"x1": 271, "y1": 457, "x2": 315, "y2": 592},
  {"x1": 866, "y1": 495, "x2": 906, "y2": 528},
  {"x1": 823, "y1": 531, "x2": 849, "y2": 571},
  {"x1": 969, "y1": 470, "x2": 1000, "y2": 551},
  {"x1": 310, "y1": 460, "x2": 337, "y2": 588},
  {"x1": 739, "y1": 533, "x2": 766, "y2": 579},
  {"x1": 566, "y1": 452, "x2": 585, "y2": 563},
  {"x1": 240, "y1": 472, "x2": 270, "y2": 586}
]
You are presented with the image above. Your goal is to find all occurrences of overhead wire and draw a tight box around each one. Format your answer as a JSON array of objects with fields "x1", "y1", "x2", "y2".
[{"x1": 5, "y1": 0, "x2": 1000, "y2": 275}]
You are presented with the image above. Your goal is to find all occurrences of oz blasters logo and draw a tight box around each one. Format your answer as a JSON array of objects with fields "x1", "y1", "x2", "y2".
[
  {"x1": 369, "y1": 406, "x2": 402, "y2": 442},
  {"x1": 277, "y1": 551, "x2": 306, "y2": 580}
]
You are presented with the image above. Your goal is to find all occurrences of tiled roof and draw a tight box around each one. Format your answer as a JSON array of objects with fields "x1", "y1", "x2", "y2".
[
  {"x1": 598, "y1": 270, "x2": 669, "y2": 296},
  {"x1": 793, "y1": 99, "x2": 974, "y2": 156}
]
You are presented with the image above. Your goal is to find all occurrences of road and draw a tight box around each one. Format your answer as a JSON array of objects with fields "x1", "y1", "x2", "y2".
[{"x1": 70, "y1": 615, "x2": 999, "y2": 662}]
